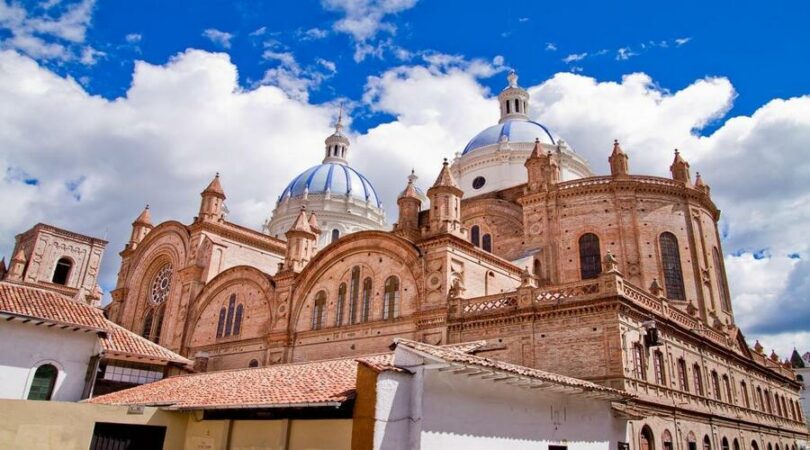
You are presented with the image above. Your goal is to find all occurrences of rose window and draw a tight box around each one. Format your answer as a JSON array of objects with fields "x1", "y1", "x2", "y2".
[{"x1": 149, "y1": 264, "x2": 172, "y2": 305}]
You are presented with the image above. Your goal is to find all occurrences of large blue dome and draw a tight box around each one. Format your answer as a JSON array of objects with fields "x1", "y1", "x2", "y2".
[
  {"x1": 462, "y1": 119, "x2": 558, "y2": 155},
  {"x1": 279, "y1": 163, "x2": 382, "y2": 208}
]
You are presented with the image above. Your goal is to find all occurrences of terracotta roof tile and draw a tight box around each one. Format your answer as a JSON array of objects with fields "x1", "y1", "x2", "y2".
[
  {"x1": 394, "y1": 338, "x2": 630, "y2": 398},
  {"x1": 90, "y1": 354, "x2": 393, "y2": 409},
  {"x1": 0, "y1": 281, "x2": 189, "y2": 366}
]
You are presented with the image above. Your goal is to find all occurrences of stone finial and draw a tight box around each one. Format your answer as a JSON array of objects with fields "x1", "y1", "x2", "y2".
[
  {"x1": 753, "y1": 340, "x2": 764, "y2": 354},
  {"x1": 307, "y1": 212, "x2": 322, "y2": 235},
  {"x1": 694, "y1": 172, "x2": 711, "y2": 195},
  {"x1": 649, "y1": 278, "x2": 664, "y2": 297},
  {"x1": 134, "y1": 204, "x2": 152, "y2": 225},
  {"x1": 686, "y1": 300, "x2": 698, "y2": 317},
  {"x1": 431, "y1": 158, "x2": 460, "y2": 190},
  {"x1": 202, "y1": 172, "x2": 225, "y2": 198},
  {"x1": 289, "y1": 207, "x2": 312, "y2": 234},
  {"x1": 398, "y1": 169, "x2": 421, "y2": 201},
  {"x1": 520, "y1": 266, "x2": 536, "y2": 288},
  {"x1": 507, "y1": 70, "x2": 518, "y2": 88},
  {"x1": 670, "y1": 149, "x2": 692, "y2": 185},
  {"x1": 770, "y1": 349, "x2": 779, "y2": 362},
  {"x1": 609, "y1": 139, "x2": 630, "y2": 177},
  {"x1": 448, "y1": 277, "x2": 465, "y2": 299},
  {"x1": 7, "y1": 248, "x2": 27, "y2": 281},
  {"x1": 602, "y1": 250, "x2": 619, "y2": 273}
]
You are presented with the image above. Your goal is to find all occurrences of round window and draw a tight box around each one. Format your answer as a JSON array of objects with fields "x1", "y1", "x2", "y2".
[
  {"x1": 472, "y1": 176, "x2": 486, "y2": 189},
  {"x1": 149, "y1": 264, "x2": 173, "y2": 305}
]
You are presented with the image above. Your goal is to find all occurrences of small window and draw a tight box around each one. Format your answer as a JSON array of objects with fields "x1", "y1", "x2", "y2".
[
  {"x1": 663, "y1": 430, "x2": 673, "y2": 450},
  {"x1": 579, "y1": 233, "x2": 602, "y2": 279},
  {"x1": 335, "y1": 283, "x2": 346, "y2": 326},
  {"x1": 361, "y1": 277, "x2": 372, "y2": 322},
  {"x1": 704, "y1": 435, "x2": 712, "y2": 450},
  {"x1": 633, "y1": 343, "x2": 646, "y2": 381},
  {"x1": 383, "y1": 276, "x2": 400, "y2": 320},
  {"x1": 722, "y1": 438, "x2": 730, "y2": 450},
  {"x1": 349, "y1": 266, "x2": 360, "y2": 324},
  {"x1": 233, "y1": 304, "x2": 244, "y2": 335},
  {"x1": 677, "y1": 359, "x2": 689, "y2": 392},
  {"x1": 248, "y1": 359, "x2": 259, "y2": 368},
  {"x1": 640, "y1": 426, "x2": 654, "y2": 450},
  {"x1": 505, "y1": 100, "x2": 511, "y2": 114},
  {"x1": 472, "y1": 176, "x2": 486, "y2": 190},
  {"x1": 52, "y1": 257, "x2": 72, "y2": 285},
  {"x1": 470, "y1": 225, "x2": 480, "y2": 247},
  {"x1": 216, "y1": 307, "x2": 226, "y2": 338},
  {"x1": 312, "y1": 291, "x2": 326, "y2": 330},
  {"x1": 693, "y1": 364, "x2": 704, "y2": 396},
  {"x1": 660, "y1": 232, "x2": 686, "y2": 300},
  {"x1": 331, "y1": 229, "x2": 340, "y2": 243},
  {"x1": 27, "y1": 364, "x2": 58, "y2": 400},
  {"x1": 514, "y1": 99, "x2": 520, "y2": 113},
  {"x1": 653, "y1": 351, "x2": 666, "y2": 385},
  {"x1": 482, "y1": 234, "x2": 492, "y2": 252}
]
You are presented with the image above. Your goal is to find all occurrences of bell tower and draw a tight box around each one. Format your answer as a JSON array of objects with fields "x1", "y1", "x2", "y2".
[{"x1": 498, "y1": 71, "x2": 530, "y2": 123}]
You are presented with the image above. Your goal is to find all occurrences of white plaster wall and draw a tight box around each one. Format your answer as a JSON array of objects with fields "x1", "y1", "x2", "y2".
[{"x1": 0, "y1": 320, "x2": 98, "y2": 401}]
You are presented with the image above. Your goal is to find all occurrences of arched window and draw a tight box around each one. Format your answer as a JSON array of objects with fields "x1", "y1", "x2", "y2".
[
  {"x1": 767, "y1": 444, "x2": 772, "y2": 450},
  {"x1": 722, "y1": 374, "x2": 732, "y2": 404},
  {"x1": 332, "y1": 229, "x2": 340, "y2": 243},
  {"x1": 660, "y1": 233, "x2": 685, "y2": 300},
  {"x1": 764, "y1": 390, "x2": 773, "y2": 414},
  {"x1": 653, "y1": 350, "x2": 666, "y2": 385},
  {"x1": 383, "y1": 276, "x2": 400, "y2": 320},
  {"x1": 312, "y1": 291, "x2": 326, "y2": 330},
  {"x1": 335, "y1": 283, "x2": 346, "y2": 326},
  {"x1": 514, "y1": 99, "x2": 520, "y2": 113},
  {"x1": 677, "y1": 358, "x2": 689, "y2": 391},
  {"x1": 349, "y1": 266, "x2": 360, "y2": 324},
  {"x1": 756, "y1": 387, "x2": 764, "y2": 411},
  {"x1": 663, "y1": 430, "x2": 673, "y2": 450},
  {"x1": 687, "y1": 432, "x2": 697, "y2": 450},
  {"x1": 740, "y1": 381, "x2": 750, "y2": 408},
  {"x1": 216, "y1": 307, "x2": 226, "y2": 338},
  {"x1": 470, "y1": 225, "x2": 480, "y2": 247},
  {"x1": 751, "y1": 440, "x2": 759, "y2": 450},
  {"x1": 225, "y1": 295, "x2": 236, "y2": 336},
  {"x1": 233, "y1": 304, "x2": 244, "y2": 335},
  {"x1": 640, "y1": 426, "x2": 655, "y2": 450},
  {"x1": 633, "y1": 343, "x2": 646, "y2": 381},
  {"x1": 482, "y1": 234, "x2": 492, "y2": 252},
  {"x1": 52, "y1": 257, "x2": 72, "y2": 285},
  {"x1": 722, "y1": 438, "x2": 730, "y2": 450},
  {"x1": 693, "y1": 364, "x2": 704, "y2": 396},
  {"x1": 505, "y1": 100, "x2": 511, "y2": 114},
  {"x1": 27, "y1": 364, "x2": 58, "y2": 400},
  {"x1": 361, "y1": 277, "x2": 372, "y2": 322},
  {"x1": 141, "y1": 309, "x2": 154, "y2": 339},
  {"x1": 713, "y1": 247, "x2": 730, "y2": 311},
  {"x1": 703, "y1": 435, "x2": 712, "y2": 450},
  {"x1": 711, "y1": 370, "x2": 722, "y2": 400},
  {"x1": 149, "y1": 263, "x2": 173, "y2": 305},
  {"x1": 533, "y1": 259, "x2": 541, "y2": 278},
  {"x1": 733, "y1": 439, "x2": 740, "y2": 450},
  {"x1": 152, "y1": 306, "x2": 164, "y2": 344},
  {"x1": 579, "y1": 233, "x2": 602, "y2": 279},
  {"x1": 248, "y1": 359, "x2": 259, "y2": 368}
]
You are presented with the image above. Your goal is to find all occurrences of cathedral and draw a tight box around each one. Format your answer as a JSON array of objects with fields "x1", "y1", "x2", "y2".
[{"x1": 103, "y1": 72, "x2": 807, "y2": 446}]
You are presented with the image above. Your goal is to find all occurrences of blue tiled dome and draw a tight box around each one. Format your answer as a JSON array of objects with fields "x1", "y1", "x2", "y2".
[
  {"x1": 462, "y1": 119, "x2": 559, "y2": 155},
  {"x1": 279, "y1": 163, "x2": 382, "y2": 207}
]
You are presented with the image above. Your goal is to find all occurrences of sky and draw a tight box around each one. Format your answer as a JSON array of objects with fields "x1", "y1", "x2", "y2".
[{"x1": 1, "y1": 0, "x2": 809, "y2": 358}]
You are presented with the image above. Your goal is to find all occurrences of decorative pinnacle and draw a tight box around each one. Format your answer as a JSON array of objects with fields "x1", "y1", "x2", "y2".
[
  {"x1": 407, "y1": 169, "x2": 417, "y2": 184},
  {"x1": 335, "y1": 102, "x2": 344, "y2": 134}
]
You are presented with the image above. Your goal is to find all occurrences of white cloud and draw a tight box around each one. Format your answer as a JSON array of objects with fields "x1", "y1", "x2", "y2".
[
  {"x1": 545, "y1": 42, "x2": 557, "y2": 52},
  {"x1": 301, "y1": 27, "x2": 328, "y2": 40},
  {"x1": 249, "y1": 26, "x2": 267, "y2": 37},
  {"x1": 125, "y1": 33, "x2": 142, "y2": 43},
  {"x1": 316, "y1": 58, "x2": 337, "y2": 73},
  {"x1": 562, "y1": 52, "x2": 587, "y2": 63},
  {"x1": 0, "y1": 0, "x2": 95, "y2": 62},
  {"x1": 616, "y1": 47, "x2": 637, "y2": 60},
  {"x1": 201, "y1": 28, "x2": 233, "y2": 48},
  {"x1": 79, "y1": 45, "x2": 104, "y2": 65},
  {"x1": 518, "y1": 17, "x2": 529, "y2": 23},
  {"x1": 675, "y1": 37, "x2": 692, "y2": 46},
  {"x1": 321, "y1": 0, "x2": 418, "y2": 61},
  {"x1": 1, "y1": 48, "x2": 808, "y2": 359},
  {"x1": 260, "y1": 49, "x2": 336, "y2": 101}
]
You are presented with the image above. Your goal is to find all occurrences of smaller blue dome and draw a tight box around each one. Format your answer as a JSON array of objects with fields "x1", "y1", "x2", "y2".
[
  {"x1": 279, "y1": 163, "x2": 382, "y2": 208},
  {"x1": 462, "y1": 119, "x2": 558, "y2": 155}
]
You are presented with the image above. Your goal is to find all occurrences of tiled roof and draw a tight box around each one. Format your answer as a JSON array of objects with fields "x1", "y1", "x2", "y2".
[
  {"x1": 0, "y1": 281, "x2": 190, "y2": 366},
  {"x1": 101, "y1": 321, "x2": 192, "y2": 366},
  {"x1": 0, "y1": 281, "x2": 108, "y2": 331},
  {"x1": 89, "y1": 354, "x2": 393, "y2": 410},
  {"x1": 393, "y1": 338, "x2": 630, "y2": 398}
]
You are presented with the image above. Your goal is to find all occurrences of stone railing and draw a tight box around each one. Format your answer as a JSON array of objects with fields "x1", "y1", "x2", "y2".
[
  {"x1": 533, "y1": 279, "x2": 602, "y2": 304},
  {"x1": 460, "y1": 293, "x2": 518, "y2": 316}
]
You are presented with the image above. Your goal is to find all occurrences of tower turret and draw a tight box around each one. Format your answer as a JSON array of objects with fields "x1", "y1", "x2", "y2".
[
  {"x1": 323, "y1": 104, "x2": 350, "y2": 165},
  {"x1": 608, "y1": 139, "x2": 630, "y2": 177},
  {"x1": 284, "y1": 208, "x2": 320, "y2": 272},
  {"x1": 426, "y1": 159, "x2": 465, "y2": 238},
  {"x1": 6, "y1": 247, "x2": 27, "y2": 282},
  {"x1": 498, "y1": 71, "x2": 530, "y2": 123},
  {"x1": 395, "y1": 170, "x2": 422, "y2": 235},
  {"x1": 525, "y1": 138, "x2": 560, "y2": 192},
  {"x1": 127, "y1": 205, "x2": 154, "y2": 250},
  {"x1": 670, "y1": 149, "x2": 692, "y2": 185},
  {"x1": 199, "y1": 173, "x2": 226, "y2": 222}
]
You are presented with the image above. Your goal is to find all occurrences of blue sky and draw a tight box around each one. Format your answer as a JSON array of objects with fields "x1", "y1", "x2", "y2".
[{"x1": 1, "y1": 0, "x2": 809, "y2": 355}]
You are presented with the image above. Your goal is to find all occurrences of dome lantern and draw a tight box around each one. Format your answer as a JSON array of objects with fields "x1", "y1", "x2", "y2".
[
  {"x1": 498, "y1": 71, "x2": 530, "y2": 124},
  {"x1": 323, "y1": 103, "x2": 350, "y2": 165}
]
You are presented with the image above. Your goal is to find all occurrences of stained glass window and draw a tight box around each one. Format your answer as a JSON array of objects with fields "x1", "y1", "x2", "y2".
[{"x1": 149, "y1": 263, "x2": 173, "y2": 305}]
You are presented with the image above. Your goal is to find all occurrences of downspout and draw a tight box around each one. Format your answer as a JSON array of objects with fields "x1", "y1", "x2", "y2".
[
  {"x1": 225, "y1": 419, "x2": 234, "y2": 450},
  {"x1": 281, "y1": 419, "x2": 291, "y2": 450}
]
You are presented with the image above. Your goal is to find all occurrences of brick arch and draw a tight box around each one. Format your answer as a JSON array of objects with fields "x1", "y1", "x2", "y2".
[
  {"x1": 289, "y1": 231, "x2": 422, "y2": 333},
  {"x1": 187, "y1": 265, "x2": 275, "y2": 348}
]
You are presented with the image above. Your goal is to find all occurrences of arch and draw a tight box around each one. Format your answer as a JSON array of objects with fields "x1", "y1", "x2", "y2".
[
  {"x1": 224, "y1": 294, "x2": 236, "y2": 336},
  {"x1": 703, "y1": 435, "x2": 712, "y2": 450},
  {"x1": 27, "y1": 363, "x2": 58, "y2": 400},
  {"x1": 234, "y1": 304, "x2": 244, "y2": 335},
  {"x1": 383, "y1": 276, "x2": 400, "y2": 320},
  {"x1": 361, "y1": 277, "x2": 373, "y2": 322},
  {"x1": 722, "y1": 437, "x2": 730, "y2": 450},
  {"x1": 331, "y1": 229, "x2": 340, "y2": 243},
  {"x1": 216, "y1": 307, "x2": 226, "y2": 338},
  {"x1": 470, "y1": 225, "x2": 480, "y2": 247},
  {"x1": 248, "y1": 359, "x2": 259, "y2": 368},
  {"x1": 482, "y1": 233, "x2": 492, "y2": 252},
  {"x1": 579, "y1": 233, "x2": 601, "y2": 279},
  {"x1": 311, "y1": 290, "x2": 326, "y2": 330},
  {"x1": 640, "y1": 425, "x2": 655, "y2": 450},
  {"x1": 335, "y1": 283, "x2": 347, "y2": 326},
  {"x1": 662, "y1": 430, "x2": 673, "y2": 450},
  {"x1": 51, "y1": 257, "x2": 73, "y2": 285},
  {"x1": 660, "y1": 232, "x2": 686, "y2": 300},
  {"x1": 687, "y1": 432, "x2": 697, "y2": 450},
  {"x1": 751, "y1": 440, "x2": 759, "y2": 450},
  {"x1": 733, "y1": 439, "x2": 740, "y2": 450}
]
